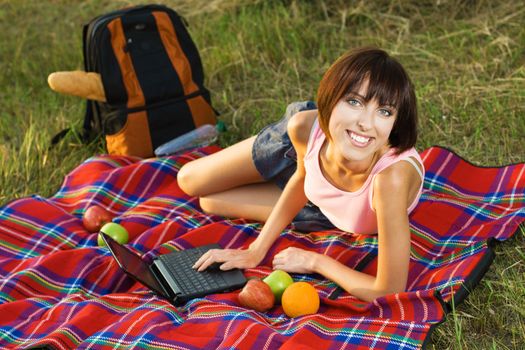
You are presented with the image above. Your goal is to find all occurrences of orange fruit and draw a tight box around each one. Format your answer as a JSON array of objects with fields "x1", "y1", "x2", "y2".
[{"x1": 281, "y1": 282, "x2": 320, "y2": 318}]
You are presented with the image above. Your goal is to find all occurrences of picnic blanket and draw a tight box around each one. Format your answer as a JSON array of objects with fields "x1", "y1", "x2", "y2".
[{"x1": 0, "y1": 145, "x2": 523, "y2": 349}]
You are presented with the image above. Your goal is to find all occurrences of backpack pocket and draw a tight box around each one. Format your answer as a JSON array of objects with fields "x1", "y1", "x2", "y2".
[
  {"x1": 104, "y1": 91, "x2": 215, "y2": 158},
  {"x1": 105, "y1": 110, "x2": 152, "y2": 158}
]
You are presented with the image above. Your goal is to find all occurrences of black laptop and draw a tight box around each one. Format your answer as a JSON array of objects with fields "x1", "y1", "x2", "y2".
[{"x1": 101, "y1": 233, "x2": 247, "y2": 305}]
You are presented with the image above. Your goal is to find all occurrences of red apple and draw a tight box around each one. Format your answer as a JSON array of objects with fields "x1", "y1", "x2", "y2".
[
  {"x1": 238, "y1": 278, "x2": 275, "y2": 312},
  {"x1": 83, "y1": 205, "x2": 113, "y2": 232}
]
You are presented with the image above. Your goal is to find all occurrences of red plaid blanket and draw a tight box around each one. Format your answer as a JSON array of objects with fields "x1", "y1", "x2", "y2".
[{"x1": 0, "y1": 146, "x2": 523, "y2": 349}]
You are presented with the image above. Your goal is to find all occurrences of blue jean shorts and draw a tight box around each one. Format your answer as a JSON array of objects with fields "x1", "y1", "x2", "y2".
[{"x1": 252, "y1": 101, "x2": 335, "y2": 232}]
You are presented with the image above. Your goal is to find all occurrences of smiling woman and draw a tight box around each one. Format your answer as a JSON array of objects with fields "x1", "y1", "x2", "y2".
[{"x1": 179, "y1": 47, "x2": 424, "y2": 301}]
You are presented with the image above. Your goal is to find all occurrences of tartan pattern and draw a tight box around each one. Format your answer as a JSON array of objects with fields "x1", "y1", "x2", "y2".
[{"x1": 0, "y1": 146, "x2": 523, "y2": 349}]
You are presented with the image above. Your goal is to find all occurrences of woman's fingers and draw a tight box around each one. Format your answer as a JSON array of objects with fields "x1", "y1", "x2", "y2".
[
  {"x1": 193, "y1": 249, "x2": 235, "y2": 271},
  {"x1": 192, "y1": 249, "x2": 216, "y2": 270},
  {"x1": 272, "y1": 255, "x2": 285, "y2": 270},
  {"x1": 272, "y1": 248, "x2": 289, "y2": 264},
  {"x1": 219, "y1": 258, "x2": 245, "y2": 271},
  {"x1": 272, "y1": 247, "x2": 315, "y2": 274},
  {"x1": 197, "y1": 256, "x2": 216, "y2": 272},
  {"x1": 193, "y1": 248, "x2": 260, "y2": 271}
]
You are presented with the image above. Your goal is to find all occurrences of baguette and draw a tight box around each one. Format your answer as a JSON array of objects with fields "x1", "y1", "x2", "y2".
[{"x1": 47, "y1": 71, "x2": 106, "y2": 102}]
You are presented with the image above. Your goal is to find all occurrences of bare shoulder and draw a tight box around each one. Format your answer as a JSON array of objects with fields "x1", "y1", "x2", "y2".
[
  {"x1": 287, "y1": 109, "x2": 317, "y2": 153},
  {"x1": 373, "y1": 159, "x2": 422, "y2": 211},
  {"x1": 376, "y1": 161, "x2": 414, "y2": 187}
]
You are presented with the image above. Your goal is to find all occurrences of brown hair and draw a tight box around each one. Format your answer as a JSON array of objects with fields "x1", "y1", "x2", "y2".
[{"x1": 316, "y1": 47, "x2": 418, "y2": 154}]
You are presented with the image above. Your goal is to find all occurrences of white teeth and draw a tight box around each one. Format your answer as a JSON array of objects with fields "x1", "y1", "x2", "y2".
[{"x1": 350, "y1": 132, "x2": 370, "y2": 144}]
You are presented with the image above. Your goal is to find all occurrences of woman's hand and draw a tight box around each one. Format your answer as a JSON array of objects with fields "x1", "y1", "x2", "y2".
[
  {"x1": 193, "y1": 247, "x2": 264, "y2": 272},
  {"x1": 272, "y1": 247, "x2": 319, "y2": 274}
]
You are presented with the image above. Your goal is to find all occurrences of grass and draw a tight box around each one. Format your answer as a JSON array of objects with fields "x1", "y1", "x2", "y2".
[{"x1": 1, "y1": 0, "x2": 524, "y2": 348}]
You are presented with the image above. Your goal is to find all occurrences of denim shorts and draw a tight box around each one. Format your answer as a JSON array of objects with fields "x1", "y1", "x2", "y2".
[{"x1": 252, "y1": 101, "x2": 335, "y2": 232}]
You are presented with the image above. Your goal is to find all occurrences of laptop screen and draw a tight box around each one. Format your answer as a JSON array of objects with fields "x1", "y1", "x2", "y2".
[{"x1": 102, "y1": 234, "x2": 168, "y2": 297}]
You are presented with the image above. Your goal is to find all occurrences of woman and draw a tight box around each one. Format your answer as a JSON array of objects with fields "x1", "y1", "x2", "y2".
[{"x1": 178, "y1": 47, "x2": 424, "y2": 302}]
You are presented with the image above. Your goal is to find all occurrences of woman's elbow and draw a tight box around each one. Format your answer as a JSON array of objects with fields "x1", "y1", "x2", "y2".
[
  {"x1": 382, "y1": 285, "x2": 406, "y2": 297},
  {"x1": 371, "y1": 280, "x2": 407, "y2": 300}
]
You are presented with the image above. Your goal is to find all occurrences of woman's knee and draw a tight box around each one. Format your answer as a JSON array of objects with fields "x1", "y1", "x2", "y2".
[
  {"x1": 178, "y1": 137, "x2": 261, "y2": 197},
  {"x1": 199, "y1": 196, "x2": 238, "y2": 218},
  {"x1": 178, "y1": 161, "x2": 201, "y2": 196},
  {"x1": 198, "y1": 196, "x2": 216, "y2": 215}
]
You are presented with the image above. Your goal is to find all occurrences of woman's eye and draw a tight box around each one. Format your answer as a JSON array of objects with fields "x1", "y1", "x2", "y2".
[
  {"x1": 379, "y1": 108, "x2": 393, "y2": 117},
  {"x1": 347, "y1": 98, "x2": 361, "y2": 106}
]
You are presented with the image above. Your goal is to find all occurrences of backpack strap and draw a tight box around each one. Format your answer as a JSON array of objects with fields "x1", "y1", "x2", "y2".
[
  {"x1": 49, "y1": 128, "x2": 71, "y2": 147},
  {"x1": 81, "y1": 23, "x2": 94, "y2": 143},
  {"x1": 82, "y1": 101, "x2": 94, "y2": 142}
]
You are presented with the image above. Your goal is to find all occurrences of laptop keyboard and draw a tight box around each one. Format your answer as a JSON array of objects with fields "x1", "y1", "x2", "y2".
[{"x1": 158, "y1": 246, "x2": 229, "y2": 294}]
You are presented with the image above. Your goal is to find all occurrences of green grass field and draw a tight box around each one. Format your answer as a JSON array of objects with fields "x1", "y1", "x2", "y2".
[{"x1": 1, "y1": 0, "x2": 524, "y2": 348}]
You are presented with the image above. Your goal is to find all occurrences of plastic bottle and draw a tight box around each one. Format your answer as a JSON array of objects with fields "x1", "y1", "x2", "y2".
[{"x1": 154, "y1": 123, "x2": 221, "y2": 156}]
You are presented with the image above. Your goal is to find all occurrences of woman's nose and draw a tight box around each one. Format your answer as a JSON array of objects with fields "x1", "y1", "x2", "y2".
[{"x1": 357, "y1": 108, "x2": 374, "y2": 130}]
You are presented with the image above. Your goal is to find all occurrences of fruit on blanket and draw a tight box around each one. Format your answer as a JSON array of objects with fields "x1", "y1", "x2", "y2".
[
  {"x1": 281, "y1": 282, "x2": 320, "y2": 318},
  {"x1": 98, "y1": 222, "x2": 129, "y2": 247},
  {"x1": 83, "y1": 205, "x2": 113, "y2": 232},
  {"x1": 263, "y1": 269, "x2": 294, "y2": 303},
  {"x1": 238, "y1": 278, "x2": 275, "y2": 312}
]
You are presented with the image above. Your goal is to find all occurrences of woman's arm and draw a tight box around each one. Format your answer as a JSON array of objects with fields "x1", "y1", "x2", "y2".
[
  {"x1": 247, "y1": 170, "x2": 308, "y2": 259},
  {"x1": 273, "y1": 161, "x2": 418, "y2": 302},
  {"x1": 193, "y1": 171, "x2": 308, "y2": 271},
  {"x1": 248, "y1": 111, "x2": 316, "y2": 257},
  {"x1": 193, "y1": 110, "x2": 317, "y2": 271}
]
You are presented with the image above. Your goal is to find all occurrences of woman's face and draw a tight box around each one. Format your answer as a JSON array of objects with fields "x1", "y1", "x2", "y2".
[{"x1": 327, "y1": 80, "x2": 397, "y2": 165}]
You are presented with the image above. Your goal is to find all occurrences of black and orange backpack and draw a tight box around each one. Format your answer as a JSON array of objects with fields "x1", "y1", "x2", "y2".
[{"x1": 82, "y1": 4, "x2": 217, "y2": 158}]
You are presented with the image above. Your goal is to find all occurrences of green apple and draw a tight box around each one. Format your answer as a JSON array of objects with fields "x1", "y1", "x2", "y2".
[
  {"x1": 263, "y1": 270, "x2": 294, "y2": 303},
  {"x1": 97, "y1": 222, "x2": 129, "y2": 247}
]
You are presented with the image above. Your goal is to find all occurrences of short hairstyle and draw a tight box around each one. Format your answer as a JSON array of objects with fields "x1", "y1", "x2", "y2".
[{"x1": 316, "y1": 47, "x2": 418, "y2": 154}]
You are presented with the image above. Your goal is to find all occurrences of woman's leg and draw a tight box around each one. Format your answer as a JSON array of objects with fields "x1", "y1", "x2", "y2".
[
  {"x1": 199, "y1": 182, "x2": 282, "y2": 222},
  {"x1": 178, "y1": 136, "x2": 282, "y2": 221},
  {"x1": 178, "y1": 136, "x2": 264, "y2": 196}
]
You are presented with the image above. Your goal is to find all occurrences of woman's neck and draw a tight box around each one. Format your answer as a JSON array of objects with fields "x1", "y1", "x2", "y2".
[{"x1": 323, "y1": 141, "x2": 384, "y2": 177}]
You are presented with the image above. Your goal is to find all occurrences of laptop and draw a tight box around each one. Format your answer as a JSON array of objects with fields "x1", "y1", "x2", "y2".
[{"x1": 101, "y1": 233, "x2": 247, "y2": 306}]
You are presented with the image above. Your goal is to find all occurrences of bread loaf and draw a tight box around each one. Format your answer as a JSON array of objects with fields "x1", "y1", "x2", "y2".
[{"x1": 47, "y1": 71, "x2": 106, "y2": 102}]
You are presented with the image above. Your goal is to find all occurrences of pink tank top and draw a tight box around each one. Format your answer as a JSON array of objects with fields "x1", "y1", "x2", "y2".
[{"x1": 303, "y1": 119, "x2": 424, "y2": 234}]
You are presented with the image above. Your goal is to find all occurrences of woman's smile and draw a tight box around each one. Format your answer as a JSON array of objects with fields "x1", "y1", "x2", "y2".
[{"x1": 346, "y1": 130, "x2": 373, "y2": 148}]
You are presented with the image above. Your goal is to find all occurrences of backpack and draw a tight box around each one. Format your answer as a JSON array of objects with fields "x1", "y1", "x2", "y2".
[{"x1": 81, "y1": 4, "x2": 217, "y2": 158}]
